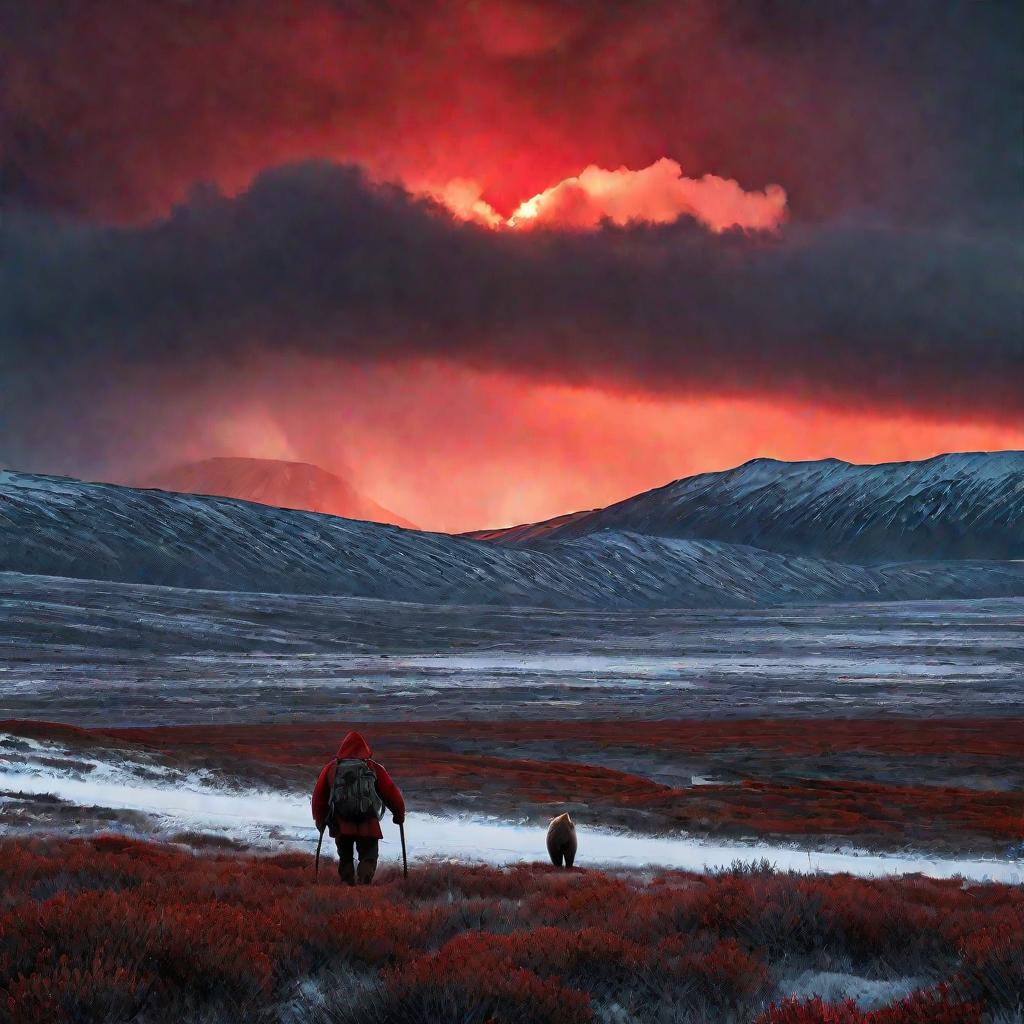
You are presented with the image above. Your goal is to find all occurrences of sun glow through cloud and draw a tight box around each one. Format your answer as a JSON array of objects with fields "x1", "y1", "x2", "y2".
[{"x1": 427, "y1": 158, "x2": 787, "y2": 233}]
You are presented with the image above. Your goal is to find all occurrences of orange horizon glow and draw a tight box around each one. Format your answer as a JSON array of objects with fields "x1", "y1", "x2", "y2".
[{"x1": 161, "y1": 359, "x2": 1024, "y2": 534}]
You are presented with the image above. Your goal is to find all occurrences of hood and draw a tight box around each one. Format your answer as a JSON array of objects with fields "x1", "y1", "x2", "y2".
[{"x1": 336, "y1": 730, "x2": 372, "y2": 760}]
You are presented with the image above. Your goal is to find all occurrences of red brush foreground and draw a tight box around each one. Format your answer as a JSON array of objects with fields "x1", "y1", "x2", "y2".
[
  {"x1": 5, "y1": 718, "x2": 1022, "y2": 852},
  {"x1": 0, "y1": 836, "x2": 1021, "y2": 1024},
  {"x1": 89, "y1": 716, "x2": 1024, "y2": 760}
]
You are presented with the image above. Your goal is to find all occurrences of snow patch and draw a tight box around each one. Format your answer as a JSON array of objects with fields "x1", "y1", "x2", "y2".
[
  {"x1": 1, "y1": 734, "x2": 1020, "y2": 883},
  {"x1": 781, "y1": 971, "x2": 925, "y2": 1011}
]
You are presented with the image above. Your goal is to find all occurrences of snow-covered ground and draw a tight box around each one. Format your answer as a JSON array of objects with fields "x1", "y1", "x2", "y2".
[
  {"x1": 2, "y1": 733, "x2": 1020, "y2": 883},
  {"x1": 3, "y1": 573, "x2": 1022, "y2": 724}
]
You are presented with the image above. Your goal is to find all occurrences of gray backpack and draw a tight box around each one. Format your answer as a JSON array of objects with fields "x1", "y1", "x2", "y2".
[{"x1": 328, "y1": 758, "x2": 384, "y2": 824}]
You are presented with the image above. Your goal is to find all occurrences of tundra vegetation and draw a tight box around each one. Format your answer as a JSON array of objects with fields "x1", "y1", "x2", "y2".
[
  {"x1": 0, "y1": 836, "x2": 1020, "y2": 1023},
  {"x1": 6, "y1": 718, "x2": 1022, "y2": 855}
]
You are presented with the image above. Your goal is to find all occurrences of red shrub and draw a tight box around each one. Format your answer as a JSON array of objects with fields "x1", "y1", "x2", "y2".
[
  {"x1": 817, "y1": 884, "x2": 941, "y2": 962},
  {"x1": 662, "y1": 937, "x2": 771, "y2": 1001},
  {"x1": 696, "y1": 875, "x2": 760, "y2": 931},
  {"x1": 956, "y1": 922, "x2": 1024, "y2": 1012},
  {"x1": 388, "y1": 935, "x2": 593, "y2": 1024},
  {"x1": 0, "y1": 835, "x2": 1019, "y2": 1024},
  {"x1": 756, "y1": 988, "x2": 982, "y2": 1024},
  {"x1": 305, "y1": 904, "x2": 443, "y2": 964},
  {"x1": 867, "y1": 986, "x2": 982, "y2": 1024},
  {"x1": 470, "y1": 926, "x2": 649, "y2": 985},
  {"x1": 3, "y1": 953, "x2": 153, "y2": 1024},
  {"x1": 1, "y1": 889, "x2": 277, "y2": 1000},
  {"x1": 756, "y1": 998, "x2": 862, "y2": 1024},
  {"x1": 525, "y1": 872, "x2": 640, "y2": 935}
]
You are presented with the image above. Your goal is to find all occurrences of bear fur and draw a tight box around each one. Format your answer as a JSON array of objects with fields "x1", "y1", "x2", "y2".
[{"x1": 546, "y1": 813, "x2": 578, "y2": 868}]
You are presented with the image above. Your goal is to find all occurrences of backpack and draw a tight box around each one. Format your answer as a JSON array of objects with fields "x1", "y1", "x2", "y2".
[{"x1": 328, "y1": 758, "x2": 384, "y2": 824}]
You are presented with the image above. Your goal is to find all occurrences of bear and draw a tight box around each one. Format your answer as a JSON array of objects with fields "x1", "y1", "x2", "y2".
[{"x1": 546, "y1": 812, "x2": 578, "y2": 868}]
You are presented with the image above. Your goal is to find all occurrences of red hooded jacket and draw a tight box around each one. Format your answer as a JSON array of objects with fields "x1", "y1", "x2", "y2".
[{"x1": 311, "y1": 731, "x2": 405, "y2": 840}]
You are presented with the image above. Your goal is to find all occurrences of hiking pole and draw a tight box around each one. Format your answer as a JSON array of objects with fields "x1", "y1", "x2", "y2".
[
  {"x1": 399, "y1": 822, "x2": 408, "y2": 879},
  {"x1": 314, "y1": 826, "x2": 325, "y2": 881}
]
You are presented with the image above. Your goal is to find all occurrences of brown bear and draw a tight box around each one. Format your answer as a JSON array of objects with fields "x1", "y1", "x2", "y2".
[{"x1": 546, "y1": 813, "x2": 578, "y2": 868}]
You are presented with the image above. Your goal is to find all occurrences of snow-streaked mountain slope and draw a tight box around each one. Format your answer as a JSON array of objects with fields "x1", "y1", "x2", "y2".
[
  {"x1": 1, "y1": 470, "x2": 1022, "y2": 608},
  {"x1": 468, "y1": 452, "x2": 1024, "y2": 563},
  {"x1": 138, "y1": 457, "x2": 415, "y2": 528}
]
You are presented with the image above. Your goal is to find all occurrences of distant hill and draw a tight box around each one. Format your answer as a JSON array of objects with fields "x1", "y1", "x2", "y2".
[
  {"x1": 467, "y1": 452, "x2": 1024, "y2": 564},
  {"x1": 2, "y1": 469, "x2": 1023, "y2": 609},
  {"x1": 138, "y1": 457, "x2": 415, "y2": 529}
]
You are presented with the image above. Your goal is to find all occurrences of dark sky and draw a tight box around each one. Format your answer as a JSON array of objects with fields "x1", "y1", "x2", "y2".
[{"x1": 1, "y1": 0, "x2": 1021, "y2": 529}]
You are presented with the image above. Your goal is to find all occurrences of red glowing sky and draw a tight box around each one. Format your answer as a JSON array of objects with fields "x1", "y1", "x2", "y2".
[
  {"x1": 149, "y1": 358, "x2": 1024, "y2": 534},
  {"x1": 2, "y1": 0, "x2": 1020, "y2": 531}
]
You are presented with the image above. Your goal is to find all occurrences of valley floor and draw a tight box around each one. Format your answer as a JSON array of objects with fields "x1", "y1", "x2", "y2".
[
  {"x1": 1, "y1": 579, "x2": 1023, "y2": 860},
  {"x1": 1, "y1": 578, "x2": 1022, "y2": 1019},
  {"x1": 2, "y1": 718, "x2": 1023, "y2": 865},
  {"x1": 2, "y1": 575, "x2": 1022, "y2": 723}
]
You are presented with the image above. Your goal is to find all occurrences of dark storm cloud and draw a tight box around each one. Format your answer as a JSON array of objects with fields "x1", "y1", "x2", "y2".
[
  {"x1": 1, "y1": 161, "x2": 1020, "y2": 471},
  {"x1": 0, "y1": 0, "x2": 1020, "y2": 225},
  {"x1": 1, "y1": 1, "x2": 1020, "y2": 476}
]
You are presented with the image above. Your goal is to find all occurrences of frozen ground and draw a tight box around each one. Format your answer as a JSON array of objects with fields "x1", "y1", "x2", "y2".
[
  {"x1": 1, "y1": 573, "x2": 1021, "y2": 723},
  {"x1": 2, "y1": 732, "x2": 1020, "y2": 883},
  {"x1": 3, "y1": 574, "x2": 1022, "y2": 866}
]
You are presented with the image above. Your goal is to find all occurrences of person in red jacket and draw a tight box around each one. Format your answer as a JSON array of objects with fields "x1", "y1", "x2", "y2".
[{"x1": 311, "y1": 730, "x2": 405, "y2": 885}]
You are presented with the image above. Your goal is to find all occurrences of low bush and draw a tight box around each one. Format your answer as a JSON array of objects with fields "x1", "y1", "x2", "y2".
[
  {"x1": 14, "y1": 716, "x2": 1020, "y2": 848},
  {"x1": 755, "y1": 985, "x2": 983, "y2": 1024},
  {"x1": 0, "y1": 836, "x2": 1019, "y2": 1024}
]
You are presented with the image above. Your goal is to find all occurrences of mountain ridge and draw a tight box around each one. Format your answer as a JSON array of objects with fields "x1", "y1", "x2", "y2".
[
  {"x1": 466, "y1": 451, "x2": 1024, "y2": 563},
  {"x1": 1, "y1": 467, "x2": 1022, "y2": 609},
  {"x1": 137, "y1": 456, "x2": 415, "y2": 529}
]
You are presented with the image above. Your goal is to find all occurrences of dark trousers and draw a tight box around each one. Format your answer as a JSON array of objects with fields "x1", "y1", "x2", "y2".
[{"x1": 335, "y1": 836, "x2": 379, "y2": 885}]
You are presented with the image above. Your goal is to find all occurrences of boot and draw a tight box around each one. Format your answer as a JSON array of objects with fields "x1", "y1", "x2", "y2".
[
  {"x1": 338, "y1": 859, "x2": 356, "y2": 886},
  {"x1": 356, "y1": 858, "x2": 377, "y2": 885}
]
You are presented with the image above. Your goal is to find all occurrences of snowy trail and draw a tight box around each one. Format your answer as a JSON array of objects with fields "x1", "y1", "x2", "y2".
[{"x1": 1, "y1": 735, "x2": 1020, "y2": 883}]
